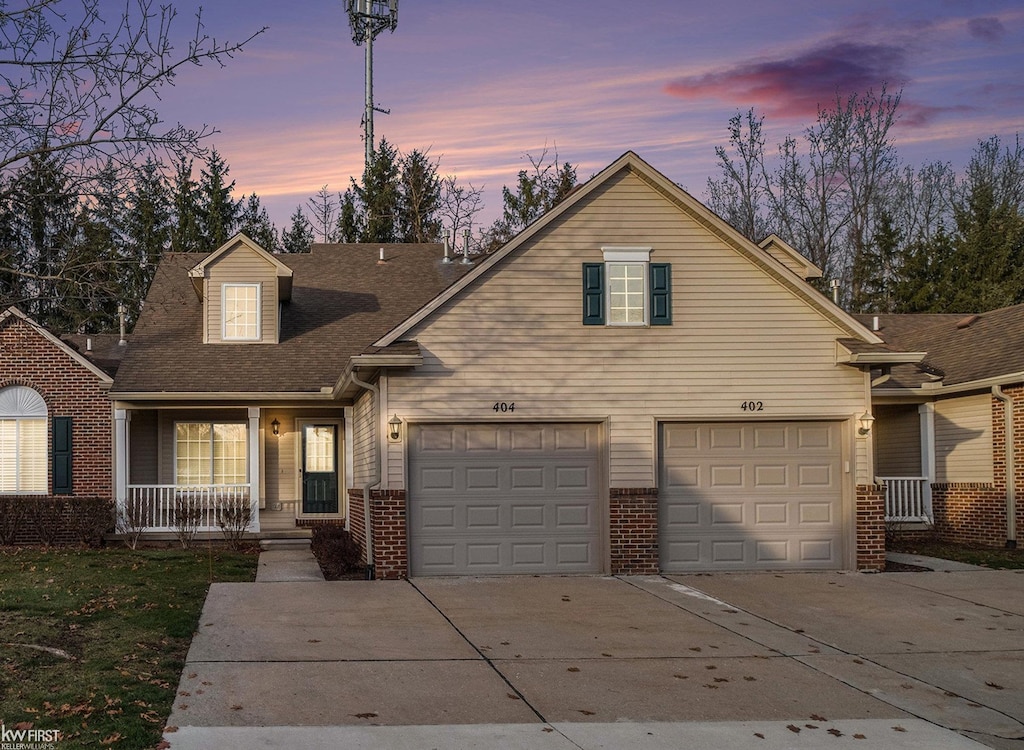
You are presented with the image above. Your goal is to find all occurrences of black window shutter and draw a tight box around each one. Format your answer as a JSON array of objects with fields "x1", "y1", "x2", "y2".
[
  {"x1": 650, "y1": 263, "x2": 672, "y2": 325},
  {"x1": 582, "y1": 263, "x2": 605, "y2": 325},
  {"x1": 53, "y1": 416, "x2": 72, "y2": 495}
]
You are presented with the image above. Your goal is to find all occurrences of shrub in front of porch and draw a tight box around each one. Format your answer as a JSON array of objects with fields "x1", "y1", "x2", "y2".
[
  {"x1": 0, "y1": 496, "x2": 113, "y2": 547},
  {"x1": 310, "y1": 526, "x2": 364, "y2": 579}
]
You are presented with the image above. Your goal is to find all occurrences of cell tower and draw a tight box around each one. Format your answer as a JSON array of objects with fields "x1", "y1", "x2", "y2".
[{"x1": 346, "y1": 0, "x2": 399, "y2": 170}]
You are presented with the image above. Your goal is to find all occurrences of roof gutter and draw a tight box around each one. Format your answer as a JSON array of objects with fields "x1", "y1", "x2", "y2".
[
  {"x1": 992, "y1": 386, "x2": 1018, "y2": 549},
  {"x1": 349, "y1": 370, "x2": 380, "y2": 579},
  {"x1": 873, "y1": 370, "x2": 1024, "y2": 400}
]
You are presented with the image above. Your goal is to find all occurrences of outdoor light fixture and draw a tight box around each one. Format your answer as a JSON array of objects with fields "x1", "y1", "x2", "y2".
[
  {"x1": 271, "y1": 418, "x2": 280, "y2": 436},
  {"x1": 858, "y1": 411, "x2": 875, "y2": 436},
  {"x1": 388, "y1": 414, "x2": 402, "y2": 442}
]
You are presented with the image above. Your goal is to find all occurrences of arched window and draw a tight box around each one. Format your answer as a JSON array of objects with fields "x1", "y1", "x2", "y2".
[{"x1": 0, "y1": 386, "x2": 48, "y2": 493}]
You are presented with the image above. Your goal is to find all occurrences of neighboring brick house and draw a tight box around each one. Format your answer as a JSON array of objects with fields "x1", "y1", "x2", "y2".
[
  {"x1": 860, "y1": 307, "x2": 1024, "y2": 548},
  {"x1": 0, "y1": 307, "x2": 124, "y2": 541}
]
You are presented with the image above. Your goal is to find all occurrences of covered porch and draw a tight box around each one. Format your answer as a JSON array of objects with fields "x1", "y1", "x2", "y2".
[
  {"x1": 113, "y1": 404, "x2": 350, "y2": 537},
  {"x1": 873, "y1": 403, "x2": 936, "y2": 524}
]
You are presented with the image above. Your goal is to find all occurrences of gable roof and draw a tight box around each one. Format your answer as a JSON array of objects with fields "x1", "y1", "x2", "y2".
[
  {"x1": 758, "y1": 234, "x2": 823, "y2": 280},
  {"x1": 858, "y1": 306, "x2": 1024, "y2": 390},
  {"x1": 373, "y1": 151, "x2": 883, "y2": 348},
  {"x1": 111, "y1": 244, "x2": 471, "y2": 397},
  {"x1": 0, "y1": 307, "x2": 115, "y2": 383},
  {"x1": 189, "y1": 233, "x2": 294, "y2": 302}
]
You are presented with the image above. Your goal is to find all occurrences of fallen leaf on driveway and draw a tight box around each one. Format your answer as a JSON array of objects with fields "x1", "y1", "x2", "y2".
[
  {"x1": 828, "y1": 728, "x2": 843, "y2": 737},
  {"x1": 353, "y1": 712, "x2": 378, "y2": 719},
  {"x1": 577, "y1": 709, "x2": 595, "y2": 715},
  {"x1": 786, "y1": 725, "x2": 800, "y2": 733},
  {"x1": 507, "y1": 693, "x2": 520, "y2": 700},
  {"x1": 986, "y1": 682, "x2": 1005, "y2": 690},
  {"x1": 893, "y1": 726, "x2": 906, "y2": 732},
  {"x1": 567, "y1": 667, "x2": 580, "y2": 673}
]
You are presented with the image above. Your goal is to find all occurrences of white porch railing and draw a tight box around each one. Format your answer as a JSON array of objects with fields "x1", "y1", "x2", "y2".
[
  {"x1": 878, "y1": 477, "x2": 932, "y2": 523},
  {"x1": 122, "y1": 485, "x2": 256, "y2": 532}
]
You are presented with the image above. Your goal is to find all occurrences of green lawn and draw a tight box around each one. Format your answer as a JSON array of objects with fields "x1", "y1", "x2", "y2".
[
  {"x1": 891, "y1": 538, "x2": 1024, "y2": 569},
  {"x1": 0, "y1": 546, "x2": 256, "y2": 748}
]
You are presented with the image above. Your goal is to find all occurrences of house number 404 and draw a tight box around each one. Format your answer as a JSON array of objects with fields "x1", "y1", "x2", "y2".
[{"x1": 493, "y1": 402, "x2": 515, "y2": 413}]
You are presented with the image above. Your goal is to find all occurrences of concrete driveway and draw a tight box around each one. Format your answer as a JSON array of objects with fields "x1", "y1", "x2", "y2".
[{"x1": 164, "y1": 570, "x2": 1024, "y2": 750}]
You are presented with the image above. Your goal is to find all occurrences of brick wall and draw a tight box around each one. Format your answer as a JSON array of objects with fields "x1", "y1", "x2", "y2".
[
  {"x1": 609, "y1": 488, "x2": 659, "y2": 575},
  {"x1": 345, "y1": 488, "x2": 407, "y2": 579},
  {"x1": 0, "y1": 316, "x2": 113, "y2": 499},
  {"x1": 927, "y1": 385, "x2": 1024, "y2": 547},
  {"x1": 370, "y1": 490, "x2": 407, "y2": 580},
  {"x1": 856, "y1": 484, "x2": 886, "y2": 571},
  {"x1": 347, "y1": 489, "x2": 367, "y2": 565}
]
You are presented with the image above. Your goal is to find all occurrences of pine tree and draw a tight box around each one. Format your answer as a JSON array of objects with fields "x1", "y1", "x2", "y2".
[
  {"x1": 170, "y1": 157, "x2": 203, "y2": 253},
  {"x1": 280, "y1": 207, "x2": 313, "y2": 253},
  {"x1": 198, "y1": 149, "x2": 240, "y2": 249},
  {"x1": 354, "y1": 138, "x2": 401, "y2": 243},
  {"x1": 238, "y1": 193, "x2": 279, "y2": 251},
  {"x1": 397, "y1": 149, "x2": 442, "y2": 243},
  {"x1": 123, "y1": 158, "x2": 172, "y2": 314},
  {"x1": 337, "y1": 188, "x2": 363, "y2": 243}
]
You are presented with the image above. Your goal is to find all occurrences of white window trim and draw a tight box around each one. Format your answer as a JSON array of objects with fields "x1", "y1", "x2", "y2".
[
  {"x1": 0, "y1": 386, "x2": 48, "y2": 494},
  {"x1": 601, "y1": 247, "x2": 653, "y2": 327},
  {"x1": 173, "y1": 420, "x2": 249, "y2": 486},
  {"x1": 221, "y1": 283, "x2": 261, "y2": 341}
]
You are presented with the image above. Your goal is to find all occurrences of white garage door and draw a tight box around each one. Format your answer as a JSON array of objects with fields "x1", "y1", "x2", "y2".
[
  {"x1": 409, "y1": 423, "x2": 602, "y2": 576},
  {"x1": 660, "y1": 422, "x2": 844, "y2": 571}
]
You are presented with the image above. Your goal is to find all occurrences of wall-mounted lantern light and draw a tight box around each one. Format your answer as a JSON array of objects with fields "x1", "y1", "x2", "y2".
[
  {"x1": 271, "y1": 418, "x2": 281, "y2": 437},
  {"x1": 388, "y1": 414, "x2": 403, "y2": 442},
  {"x1": 858, "y1": 411, "x2": 875, "y2": 436}
]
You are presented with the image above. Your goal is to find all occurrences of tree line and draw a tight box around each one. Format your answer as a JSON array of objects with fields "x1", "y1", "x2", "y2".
[{"x1": 704, "y1": 87, "x2": 1024, "y2": 314}]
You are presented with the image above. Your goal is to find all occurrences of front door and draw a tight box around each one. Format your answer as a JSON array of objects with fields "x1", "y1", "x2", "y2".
[{"x1": 302, "y1": 424, "x2": 338, "y2": 514}]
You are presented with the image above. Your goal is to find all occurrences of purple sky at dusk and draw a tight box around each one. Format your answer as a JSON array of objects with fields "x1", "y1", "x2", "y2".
[{"x1": 153, "y1": 0, "x2": 1024, "y2": 232}]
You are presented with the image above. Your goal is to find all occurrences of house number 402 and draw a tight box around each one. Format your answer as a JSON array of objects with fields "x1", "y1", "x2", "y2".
[
  {"x1": 740, "y1": 401, "x2": 764, "y2": 411},
  {"x1": 493, "y1": 402, "x2": 515, "y2": 413}
]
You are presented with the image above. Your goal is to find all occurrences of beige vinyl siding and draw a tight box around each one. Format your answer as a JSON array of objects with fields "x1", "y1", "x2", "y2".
[
  {"x1": 128, "y1": 409, "x2": 159, "y2": 484},
  {"x1": 874, "y1": 405, "x2": 922, "y2": 476},
  {"x1": 384, "y1": 169, "x2": 867, "y2": 489},
  {"x1": 934, "y1": 394, "x2": 993, "y2": 483},
  {"x1": 204, "y1": 245, "x2": 279, "y2": 343},
  {"x1": 352, "y1": 388, "x2": 377, "y2": 487}
]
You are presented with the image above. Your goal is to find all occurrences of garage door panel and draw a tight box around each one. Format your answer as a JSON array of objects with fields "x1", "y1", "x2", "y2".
[
  {"x1": 660, "y1": 422, "x2": 843, "y2": 571},
  {"x1": 410, "y1": 423, "x2": 601, "y2": 576}
]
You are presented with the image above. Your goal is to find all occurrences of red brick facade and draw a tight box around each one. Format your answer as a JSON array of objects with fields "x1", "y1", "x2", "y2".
[
  {"x1": 927, "y1": 386, "x2": 1024, "y2": 548},
  {"x1": 856, "y1": 484, "x2": 886, "y2": 571},
  {"x1": 347, "y1": 488, "x2": 407, "y2": 580},
  {"x1": 0, "y1": 315, "x2": 113, "y2": 500},
  {"x1": 609, "y1": 488, "x2": 659, "y2": 575}
]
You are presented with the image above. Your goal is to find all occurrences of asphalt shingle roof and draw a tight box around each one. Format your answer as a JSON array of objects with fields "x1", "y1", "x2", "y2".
[
  {"x1": 112, "y1": 244, "x2": 471, "y2": 394},
  {"x1": 855, "y1": 306, "x2": 1024, "y2": 388}
]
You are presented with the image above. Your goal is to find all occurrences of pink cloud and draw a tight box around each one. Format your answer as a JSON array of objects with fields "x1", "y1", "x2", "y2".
[{"x1": 664, "y1": 41, "x2": 909, "y2": 119}]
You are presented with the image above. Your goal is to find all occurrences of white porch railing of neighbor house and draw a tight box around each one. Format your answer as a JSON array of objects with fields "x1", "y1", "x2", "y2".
[
  {"x1": 123, "y1": 484, "x2": 255, "y2": 532},
  {"x1": 878, "y1": 477, "x2": 932, "y2": 523}
]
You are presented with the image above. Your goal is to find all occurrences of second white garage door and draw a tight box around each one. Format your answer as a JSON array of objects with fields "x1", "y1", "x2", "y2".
[
  {"x1": 660, "y1": 421, "x2": 844, "y2": 571},
  {"x1": 408, "y1": 423, "x2": 602, "y2": 576}
]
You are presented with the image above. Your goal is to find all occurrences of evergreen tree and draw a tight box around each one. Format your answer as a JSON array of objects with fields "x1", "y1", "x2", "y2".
[
  {"x1": 397, "y1": 149, "x2": 442, "y2": 243},
  {"x1": 337, "y1": 188, "x2": 363, "y2": 243},
  {"x1": 123, "y1": 158, "x2": 172, "y2": 312},
  {"x1": 170, "y1": 157, "x2": 203, "y2": 253},
  {"x1": 850, "y1": 209, "x2": 902, "y2": 313},
  {"x1": 892, "y1": 226, "x2": 959, "y2": 313},
  {"x1": 198, "y1": 149, "x2": 240, "y2": 248},
  {"x1": 280, "y1": 207, "x2": 313, "y2": 253},
  {"x1": 354, "y1": 139, "x2": 402, "y2": 243},
  {"x1": 486, "y1": 149, "x2": 577, "y2": 249},
  {"x1": 238, "y1": 193, "x2": 279, "y2": 251}
]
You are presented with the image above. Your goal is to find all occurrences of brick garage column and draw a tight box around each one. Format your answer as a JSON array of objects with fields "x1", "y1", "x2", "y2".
[
  {"x1": 609, "y1": 488, "x2": 659, "y2": 575},
  {"x1": 856, "y1": 484, "x2": 886, "y2": 571},
  {"x1": 370, "y1": 490, "x2": 407, "y2": 580}
]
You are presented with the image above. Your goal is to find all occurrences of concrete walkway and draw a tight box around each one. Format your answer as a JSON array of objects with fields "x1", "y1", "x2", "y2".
[
  {"x1": 163, "y1": 567, "x2": 1024, "y2": 750},
  {"x1": 255, "y1": 541, "x2": 324, "y2": 582},
  {"x1": 887, "y1": 551, "x2": 988, "y2": 571}
]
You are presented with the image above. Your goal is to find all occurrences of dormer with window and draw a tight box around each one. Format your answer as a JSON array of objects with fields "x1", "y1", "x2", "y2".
[{"x1": 188, "y1": 234, "x2": 293, "y2": 344}]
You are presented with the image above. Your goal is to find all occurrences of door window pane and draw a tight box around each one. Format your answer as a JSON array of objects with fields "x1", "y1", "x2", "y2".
[{"x1": 305, "y1": 425, "x2": 335, "y2": 473}]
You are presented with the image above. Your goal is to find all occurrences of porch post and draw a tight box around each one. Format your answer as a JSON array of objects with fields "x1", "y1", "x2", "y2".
[
  {"x1": 919, "y1": 403, "x2": 936, "y2": 520},
  {"x1": 114, "y1": 409, "x2": 128, "y2": 505},
  {"x1": 247, "y1": 407, "x2": 261, "y2": 532}
]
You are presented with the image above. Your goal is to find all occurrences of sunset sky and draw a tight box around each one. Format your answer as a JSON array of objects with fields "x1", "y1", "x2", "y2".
[{"x1": 155, "y1": 0, "x2": 1024, "y2": 231}]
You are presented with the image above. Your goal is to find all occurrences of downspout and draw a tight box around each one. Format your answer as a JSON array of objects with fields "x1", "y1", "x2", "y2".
[
  {"x1": 992, "y1": 386, "x2": 1018, "y2": 549},
  {"x1": 350, "y1": 371, "x2": 380, "y2": 578}
]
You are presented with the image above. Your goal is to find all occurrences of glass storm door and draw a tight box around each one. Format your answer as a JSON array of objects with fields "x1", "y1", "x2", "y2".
[{"x1": 302, "y1": 424, "x2": 338, "y2": 514}]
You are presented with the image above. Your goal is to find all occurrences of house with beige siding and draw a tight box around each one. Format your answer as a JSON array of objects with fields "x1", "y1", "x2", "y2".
[
  {"x1": 858, "y1": 308, "x2": 1024, "y2": 549},
  {"x1": 109, "y1": 152, "x2": 917, "y2": 575}
]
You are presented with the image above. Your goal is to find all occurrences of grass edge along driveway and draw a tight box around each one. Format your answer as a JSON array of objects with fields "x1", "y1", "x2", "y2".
[{"x1": 0, "y1": 547, "x2": 256, "y2": 749}]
